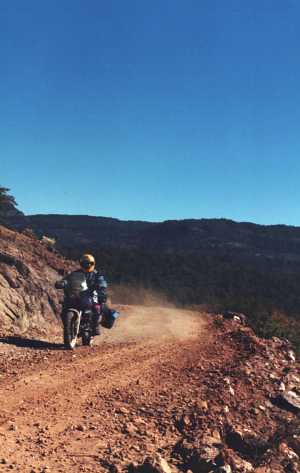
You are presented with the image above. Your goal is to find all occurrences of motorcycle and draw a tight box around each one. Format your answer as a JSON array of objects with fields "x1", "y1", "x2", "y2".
[
  {"x1": 56, "y1": 271, "x2": 119, "y2": 350},
  {"x1": 63, "y1": 303, "x2": 119, "y2": 349},
  {"x1": 63, "y1": 305, "x2": 95, "y2": 349}
]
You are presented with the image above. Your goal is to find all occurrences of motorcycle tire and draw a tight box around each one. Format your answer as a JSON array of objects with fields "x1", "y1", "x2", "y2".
[
  {"x1": 64, "y1": 310, "x2": 79, "y2": 350},
  {"x1": 82, "y1": 331, "x2": 93, "y2": 347}
]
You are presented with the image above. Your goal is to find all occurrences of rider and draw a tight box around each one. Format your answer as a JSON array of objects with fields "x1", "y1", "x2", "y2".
[{"x1": 55, "y1": 253, "x2": 108, "y2": 336}]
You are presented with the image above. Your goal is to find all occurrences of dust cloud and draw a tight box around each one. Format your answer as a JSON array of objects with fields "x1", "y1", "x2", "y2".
[
  {"x1": 99, "y1": 305, "x2": 205, "y2": 345},
  {"x1": 110, "y1": 284, "x2": 175, "y2": 309}
]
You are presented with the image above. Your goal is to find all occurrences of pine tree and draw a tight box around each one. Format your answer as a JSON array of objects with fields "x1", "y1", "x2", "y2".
[{"x1": 0, "y1": 187, "x2": 17, "y2": 208}]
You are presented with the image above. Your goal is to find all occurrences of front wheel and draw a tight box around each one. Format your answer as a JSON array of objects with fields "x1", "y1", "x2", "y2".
[
  {"x1": 64, "y1": 310, "x2": 79, "y2": 349},
  {"x1": 82, "y1": 331, "x2": 93, "y2": 346}
]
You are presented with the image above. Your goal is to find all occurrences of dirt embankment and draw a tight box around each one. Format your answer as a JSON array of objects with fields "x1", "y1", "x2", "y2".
[
  {"x1": 0, "y1": 225, "x2": 74, "y2": 334},
  {"x1": 0, "y1": 307, "x2": 299, "y2": 473}
]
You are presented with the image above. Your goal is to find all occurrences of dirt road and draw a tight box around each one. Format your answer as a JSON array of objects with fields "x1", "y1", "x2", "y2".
[{"x1": 0, "y1": 306, "x2": 210, "y2": 473}]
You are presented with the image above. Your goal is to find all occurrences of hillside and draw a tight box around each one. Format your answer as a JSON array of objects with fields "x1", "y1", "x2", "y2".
[
  {"x1": 22, "y1": 214, "x2": 300, "y2": 270},
  {"x1": 0, "y1": 225, "x2": 74, "y2": 334}
]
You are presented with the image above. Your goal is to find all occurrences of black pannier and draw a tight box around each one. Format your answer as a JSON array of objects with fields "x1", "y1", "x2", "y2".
[{"x1": 101, "y1": 309, "x2": 119, "y2": 329}]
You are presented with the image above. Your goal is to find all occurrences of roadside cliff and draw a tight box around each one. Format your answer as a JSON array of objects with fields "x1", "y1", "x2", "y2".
[{"x1": 0, "y1": 225, "x2": 74, "y2": 334}]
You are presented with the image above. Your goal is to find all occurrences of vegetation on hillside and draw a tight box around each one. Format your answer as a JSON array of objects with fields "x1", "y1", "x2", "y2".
[
  {"x1": 62, "y1": 245, "x2": 300, "y2": 352},
  {"x1": 0, "y1": 187, "x2": 17, "y2": 209}
]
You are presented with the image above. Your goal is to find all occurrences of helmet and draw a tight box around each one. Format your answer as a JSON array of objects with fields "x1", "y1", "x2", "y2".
[{"x1": 80, "y1": 254, "x2": 95, "y2": 273}]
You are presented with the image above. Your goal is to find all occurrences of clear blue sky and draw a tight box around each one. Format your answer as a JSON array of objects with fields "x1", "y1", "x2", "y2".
[{"x1": 1, "y1": 1, "x2": 300, "y2": 224}]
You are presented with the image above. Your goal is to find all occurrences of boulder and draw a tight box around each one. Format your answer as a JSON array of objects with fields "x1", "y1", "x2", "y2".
[
  {"x1": 128, "y1": 455, "x2": 178, "y2": 473},
  {"x1": 275, "y1": 391, "x2": 300, "y2": 413},
  {"x1": 225, "y1": 427, "x2": 269, "y2": 461}
]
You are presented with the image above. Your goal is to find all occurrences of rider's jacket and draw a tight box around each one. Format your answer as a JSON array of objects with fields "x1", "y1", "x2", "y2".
[{"x1": 55, "y1": 269, "x2": 108, "y2": 304}]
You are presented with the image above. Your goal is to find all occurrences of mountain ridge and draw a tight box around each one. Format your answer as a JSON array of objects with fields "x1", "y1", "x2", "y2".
[{"x1": 17, "y1": 214, "x2": 300, "y2": 270}]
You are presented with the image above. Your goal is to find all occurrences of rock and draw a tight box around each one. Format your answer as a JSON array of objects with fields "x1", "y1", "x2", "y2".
[
  {"x1": 217, "y1": 466, "x2": 232, "y2": 473},
  {"x1": 222, "y1": 311, "x2": 247, "y2": 324},
  {"x1": 279, "y1": 382, "x2": 286, "y2": 392},
  {"x1": 230, "y1": 455, "x2": 254, "y2": 472},
  {"x1": 129, "y1": 455, "x2": 178, "y2": 473},
  {"x1": 156, "y1": 456, "x2": 173, "y2": 473},
  {"x1": 290, "y1": 435, "x2": 300, "y2": 456},
  {"x1": 200, "y1": 400, "x2": 208, "y2": 411},
  {"x1": 279, "y1": 391, "x2": 300, "y2": 411},
  {"x1": 0, "y1": 225, "x2": 74, "y2": 333},
  {"x1": 272, "y1": 337, "x2": 282, "y2": 344},
  {"x1": 202, "y1": 429, "x2": 222, "y2": 447},
  {"x1": 279, "y1": 442, "x2": 299, "y2": 460},
  {"x1": 258, "y1": 405, "x2": 266, "y2": 412},
  {"x1": 287, "y1": 463, "x2": 300, "y2": 473},
  {"x1": 265, "y1": 400, "x2": 274, "y2": 409},
  {"x1": 76, "y1": 424, "x2": 86, "y2": 432},
  {"x1": 173, "y1": 438, "x2": 221, "y2": 472},
  {"x1": 288, "y1": 351, "x2": 296, "y2": 363},
  {"x1": 124, "y1": 422, "x2": 138, "y2": 435},
  {"x1": 224, "y1": 378, "x2": 235, "y2": 395},
  {"x1": 117, "y1": 406, "x2": 129, "y2": 415},
  {"x1": 226, "y1": 427, "x2": 269, "y2": 460},
  {"x1": 212, "y1": 430, "x2": 222, "y2": 442},
  {"x1": 134, "y1": 416, "x2": 147, "y2": 426},
  {"x1": 183, "y1": 415, "x2": 191, "y2": 426},
  {"x1": 216, "y1": 465, "x2": 232, "y2": 473},
  {"x1": 192, "y1": 445, "x2": 221, "y2": 470},
  {"x1": 293, "y1": 461, "x2": 300, "y2": 473}
]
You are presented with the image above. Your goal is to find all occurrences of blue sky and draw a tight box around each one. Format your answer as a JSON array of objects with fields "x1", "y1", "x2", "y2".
[{"x1": 1, "y1": 1, "x2": 300, "y2": 224}]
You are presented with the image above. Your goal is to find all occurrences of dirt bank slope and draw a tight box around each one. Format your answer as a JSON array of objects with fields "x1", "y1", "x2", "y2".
[{"x1": 0, "y1": 225, "x2": 74, "y2": 334}]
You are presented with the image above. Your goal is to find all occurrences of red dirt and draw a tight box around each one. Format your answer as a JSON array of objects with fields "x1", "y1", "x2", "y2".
[
  {"x1": 0, "y1": 306, "x2": 207, "y2": 472},
  {"x1": 0, "y1": 307, "x2": 299, "y2": 473}
]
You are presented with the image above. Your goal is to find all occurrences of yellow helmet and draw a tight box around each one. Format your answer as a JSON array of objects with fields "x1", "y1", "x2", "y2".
[{"x1": 80, "y1": 254, "x2": 95, "y2": 273}]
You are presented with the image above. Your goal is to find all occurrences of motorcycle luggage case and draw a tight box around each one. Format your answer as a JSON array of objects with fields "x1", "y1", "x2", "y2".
[{"x1": 101, "y1": 309, "x2": 119, "y2": 329}]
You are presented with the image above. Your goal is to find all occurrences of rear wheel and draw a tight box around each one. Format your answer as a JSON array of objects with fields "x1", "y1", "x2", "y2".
[{"x1": 64, "y1": 311, "x2": 79, "y2": 350}]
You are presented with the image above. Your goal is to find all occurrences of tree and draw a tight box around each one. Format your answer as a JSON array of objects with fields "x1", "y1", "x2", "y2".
[{"x1": 0, "y1": 187, "x2": 17, "y2": 208}]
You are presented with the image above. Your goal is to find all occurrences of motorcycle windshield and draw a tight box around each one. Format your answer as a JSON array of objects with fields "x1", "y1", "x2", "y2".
[{"x1": 66, "y1": 272, "x2": 88, "y2": 297}]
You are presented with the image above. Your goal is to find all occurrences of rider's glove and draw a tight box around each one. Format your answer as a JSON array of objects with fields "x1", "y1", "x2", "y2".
[{"x1": 55, "y1": 279, "x2": 67, "y2": 289}]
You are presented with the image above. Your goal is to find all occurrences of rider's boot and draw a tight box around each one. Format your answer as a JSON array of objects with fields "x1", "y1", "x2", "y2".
[{"x1": 93, "y1": 322, "x2": 101, "y2": 336}]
